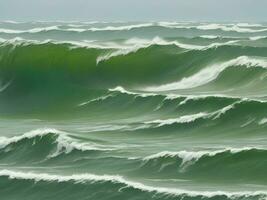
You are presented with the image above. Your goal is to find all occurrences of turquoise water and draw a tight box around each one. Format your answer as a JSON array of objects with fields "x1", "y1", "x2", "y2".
[{"x1": 1, "y1": 21, "x2": 267, "y2": 200}]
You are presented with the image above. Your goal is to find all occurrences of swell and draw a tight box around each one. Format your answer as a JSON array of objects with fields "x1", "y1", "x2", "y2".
[
  {"x1": 0, "y1": 40, "x2": 266, "y2": 89},
  {"x1": 0, "y1": 39, "x2": 267, "y2": 115}
]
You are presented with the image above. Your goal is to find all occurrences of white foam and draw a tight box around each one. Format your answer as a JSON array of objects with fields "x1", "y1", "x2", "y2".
[
  {"x1": 0, "y1": 23, "x2": 154, "y2": 34},
  {"x1": 76, "y1": 124, "x2": 133, "y2": 133},
  {"x1": 144, "y1": 147, "x2": 264, "y2": 166},
  {"x1": 196, "y1": 24, "x2": 267, "y2": 33},
  {"x1": 78, "y1": 94, "x2": 114, "y2": 106},
  {"x1": 0, "y1": 169, "x2": 266, "y2": 198},
  {"x1": 29, "y1": 26, "x2": 59, "y2": 33},
  {"x1": 237, "y1": 23, "x2": 264, "y2": 27},
  {"x1": 0, "y1": 79, "x2": 12, "y2": 92},
  {"x1": 145, "y1": 56, "x2": 267, "y2": 91},
  {"x1": 0, "y1": 37, "x2": 123, "y2": 51},
  {"x1": 145, "y1": 112, "x2": 208, "y2": 127},
  {"x1": 96, "y1": 45, "x2": 142, "y2": 64},
  {"x1": 156, "y1": 22, "x2": 267, "y2": 33},
  {"x1": 200, "y1": 35, "x2": 219, "y2": 39},
  {"x1": 0, "y1": 22, "x2": 266, "y2": 34},
  {"x1": 2, "y1": 20, "x2": 21, "y2": 24},
  {"x1": 0, "y1": 28, "x2": 24, "y2": 34},
  {"x1": 109, "y1": 86, "x2": 157, "y2": 98},
  {"x1": 0, "y1": 36, "x2": 237, "y2": 65},
  {"x1": 50, "y1": 133, "x2": 114, "y2": 158},
  {"x1": 96, "y1": 37, "x2": 238, "y2": 64},
  {"x1": 250, "y1": 36, "x2": 267, "y2": 41},
  {"x1": 0, "y1": 26, "x2": 59, "y2": 34},
  {"x1": 0, "y1": 128, "x2": 63, "y2": 149},
  {"x1": 259, "y1": 118, "x2": 267, "y2": 125},
  {"x1": 88, "y1": 23, "x2": 154, "y2": 31},
  {"x1": 212, "y1": 103, "x2": 237, "y2": 119},
  {"x1": 109, "y1": 86, "x2": 137, "y2": 95}
]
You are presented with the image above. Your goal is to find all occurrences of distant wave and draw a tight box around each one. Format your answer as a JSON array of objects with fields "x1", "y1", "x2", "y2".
[
  {"x1": 0, "y1": 23, "x2": 154, "y2": 34},
  {"x1": 250, "y1": 36, "x2": 267, "y2": 41},
  {"x1": 0, "y1": 26, "x2": 59, "y2": 34},
  {"x1": 199, "y1": 35, "x2": 219, "y2": 39},
  {"x1": 1, "y1": 22, "x2": 267, "y2": 34},
  {"x1": 195, "y1": 24, "x2": 267, "y2": 33}
]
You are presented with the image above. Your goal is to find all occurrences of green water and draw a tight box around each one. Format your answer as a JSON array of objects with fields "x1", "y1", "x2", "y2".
[{"x1": 0, "y1": 21, "x2": 267, "y2": 200}]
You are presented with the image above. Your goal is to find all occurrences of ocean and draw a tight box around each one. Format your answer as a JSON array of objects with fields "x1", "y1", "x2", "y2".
[{"x1": 0, "y1": 21, "x2": 267, "y2": 200}]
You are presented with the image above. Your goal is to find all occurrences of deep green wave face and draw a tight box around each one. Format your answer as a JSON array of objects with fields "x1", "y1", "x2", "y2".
[{"x1": 1, "y1": 21, "x2": 267, "y2": 200}]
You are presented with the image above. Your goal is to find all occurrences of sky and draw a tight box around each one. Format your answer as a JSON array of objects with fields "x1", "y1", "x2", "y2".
[{"x1": 0, "y1": 0, "x2": 266, "y2": 22}]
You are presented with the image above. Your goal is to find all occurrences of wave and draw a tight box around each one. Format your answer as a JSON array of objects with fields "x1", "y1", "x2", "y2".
[
  {"x1": 0, "y1": 23, "x2": 154, "y2": 34},
  {"x1": 250, "y1": 36, "x2": 267, "y2": 41},
  {"x1": 78, "y1": 90, "x2": 267, "y2": 131},
  {"x1": 236, "y1": 23, "x2": 264, "y2": 28},
  {"x1": 143, "y1": 147, "x2": 266, "y2": 167},
  {"x1": 0, "y1": 37, "x2": 121, "y2": 50},
  {"x1": 1, "y1": 22, "x2": 267, "y2": 34},
  {"x1": 0, "y1": 36, "x2": 239, "y2": 64},
  {"x1": 0, "y1": 39, "x2": 267, "y2": 115},
  {"x1": 144, "y1": 112, "x2": 209, "y2": 127},
  {"x1": 142, "y1": 98, "x2": 267, "y2": 129},
  {"x1": 0, "y1": 128, "x2": 114, "y2": 159},
  {"x1": 1, "y1": 169, "x2": 266, "y2": 199},
  {"x1": 144, "y1": 56, "x2": 267, "y2": 91},
  {"x1": 77, "y1": 87, "x2": 234, "y2": 115},
  {"x1": 0, "y1": 26, "x2": 59, "y2": 34},
  {"x1": 199, "y1": 35, "x2": 219, "y2": 39},
  {"x1": 195, "y1": 24, "x2": 267, "y2": 33},
  {"x1": 139, "y1": 147, "x2": 267, "y2": 182},
  {"x1": 96, "y1": 37, "x2": 238, "y2": 64}
]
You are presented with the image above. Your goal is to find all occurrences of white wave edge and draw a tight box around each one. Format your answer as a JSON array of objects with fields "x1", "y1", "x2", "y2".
[
  {"x1": 0, "y1": 36, "x2": 238, "y2": 65},
  {"x1": 0, "y1": 128, "x2": 114, "y2": 157},
  {"x1": 145, "y1": 56, "x2": 267, "y2": 92},
  {"x1": 96, "y1": 37, "x2": 238, "y2": 64},
  {"x1": 145, "y1": 112, "x2": 208, "y2": 127},
  {"x1": 1, "y1": 169, "x2": 267, "y2": 198},
  {"x1": 1, "y1": 22, "x2": 267, "y2": 33},
  {"x1": 143, "y1": 147, "x2": 265, "y2": 166}
]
